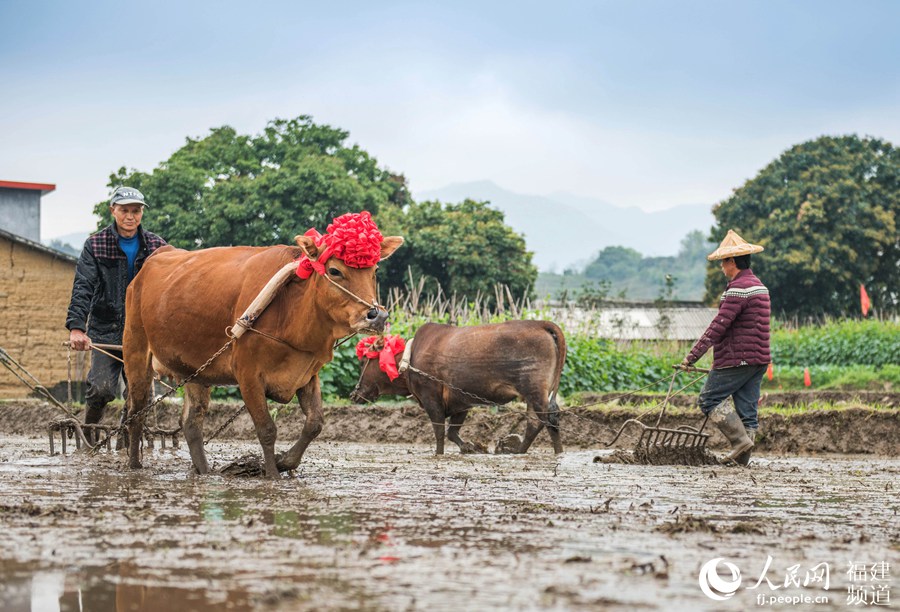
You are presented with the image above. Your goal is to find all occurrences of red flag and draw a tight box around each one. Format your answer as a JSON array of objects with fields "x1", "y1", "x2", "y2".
[
  {"x1": 860, "y1": 284, "x2": 871, "y2": 317},
  {"x1": 803, "y1": 368, "x2": 812, "y2": 388},
  {"x1": 766, "y1": 363, "x2": 774, "y2": 381}
]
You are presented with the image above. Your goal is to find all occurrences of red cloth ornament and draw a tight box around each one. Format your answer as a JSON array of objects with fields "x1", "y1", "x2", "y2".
[
  {"x1": 355, "y1": 334, "x2": 406, "y2": 381},
  {"x1": 296, "y1": 211, "x2": 383, "y2": 279}
]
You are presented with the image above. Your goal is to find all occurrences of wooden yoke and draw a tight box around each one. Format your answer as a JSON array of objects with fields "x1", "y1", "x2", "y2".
[{"x1": 230, "y1": 262, "x2": 299, "y2": 339}]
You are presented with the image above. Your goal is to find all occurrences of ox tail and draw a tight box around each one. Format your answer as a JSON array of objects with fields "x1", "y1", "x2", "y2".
[{"x1": 546, "y1": 323, "x2": 567, "y2": 431}]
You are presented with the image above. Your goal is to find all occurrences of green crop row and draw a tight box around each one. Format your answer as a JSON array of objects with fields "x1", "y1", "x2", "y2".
[
  {"x1": 762, "y1": 364, "x2": 900, "y2": 391},
  {"x1": 311, "y1": 313, "x2": 900, "y2": 400},
  {"x1": 771, "y1": 319, "x2": 900, "y2": 368}
]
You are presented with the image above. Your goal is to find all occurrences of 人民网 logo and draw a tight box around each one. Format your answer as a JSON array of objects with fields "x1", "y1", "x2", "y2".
[{"x1": 699, "y1": 558, "x2": 742, "y2": 600}]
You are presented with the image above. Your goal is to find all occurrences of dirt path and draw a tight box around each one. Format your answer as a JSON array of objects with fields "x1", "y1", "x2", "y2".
[{"x1": 0, "y1": 436, "x2": 897, "y2": 610}]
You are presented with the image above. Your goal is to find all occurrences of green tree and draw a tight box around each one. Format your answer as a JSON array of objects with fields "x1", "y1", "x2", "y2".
[
  {"x1": 377, "y1": 199, "x2": 537, "y2": 302},
  {"x1": 579, "y1": 231, "x2": 712, "y2": 301},
  {"x1": 96, "y1": 116, "x2": 410, "y2": 248},
  {"x1": 584, "y1": 245, "x2": 642, "y2": 283},
  {"x1": 706, "y1": 135, "x2": 898, "y2": 317}
]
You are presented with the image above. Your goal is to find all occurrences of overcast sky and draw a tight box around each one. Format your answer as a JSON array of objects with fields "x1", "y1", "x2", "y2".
[{"x1": 2, "y1": 0, "x2": 898, "y2": 240}]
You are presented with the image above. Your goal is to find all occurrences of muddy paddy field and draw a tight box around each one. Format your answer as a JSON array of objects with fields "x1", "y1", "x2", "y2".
[{"x1": 0, "y1": 396, "x2": 898, "y2": 611}]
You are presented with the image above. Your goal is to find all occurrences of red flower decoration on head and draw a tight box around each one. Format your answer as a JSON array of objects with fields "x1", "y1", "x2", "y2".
[
  {"x1": 328, "y1": 211, "x2": 383, "y2": 269},
  {"x1": 296, "y1": 211, "x2": 383, "y2": 279},
  {"x1": 356, "y1": 336, "x2": 382, "y2": 360},
  {"x1": 355, "y1": 334, "x2": 406, "y2": 381}
]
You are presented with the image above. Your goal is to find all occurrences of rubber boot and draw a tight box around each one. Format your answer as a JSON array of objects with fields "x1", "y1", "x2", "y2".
[
  {"x1": 735, "y1": 427, "x2": 757, "y2": 466},
  {"x1": 710, "y1": 401, "x2": 753, "y2": 464}
]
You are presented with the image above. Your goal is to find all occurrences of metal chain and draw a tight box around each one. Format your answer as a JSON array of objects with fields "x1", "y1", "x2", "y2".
[
  {"x1": 116, "y1": 337, "x2": 235, "y2": 433},
  {"x1": 204, "y1": 404, "x2": 246, "y2": 445},
  {"x1": 404, "y1": 364, "x2": 557, "y2": 418},
  {"x1": 397, "y1": 362, "x2": 708, "y2": 425}
]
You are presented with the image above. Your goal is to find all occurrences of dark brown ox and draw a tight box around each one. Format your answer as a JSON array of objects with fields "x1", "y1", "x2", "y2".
[
  {"x1": 123, "y1": 233, "x2": 403, "y2": 478},
  {"x1": 350, "y1": 320, "x2": 566, "y2": 454}
]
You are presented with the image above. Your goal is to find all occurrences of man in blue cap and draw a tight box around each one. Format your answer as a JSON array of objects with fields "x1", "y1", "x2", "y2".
[{"x1": 65, "y1": 187, "x2": 167, "y2": 442}]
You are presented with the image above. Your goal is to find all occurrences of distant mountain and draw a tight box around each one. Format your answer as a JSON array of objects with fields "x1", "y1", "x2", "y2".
[
  {"x1": 416, "y1": 181, "x2": 715, "y2": 272},
  {"x1": 43, "y1": 231, "x2": 90, "y2": 254}
]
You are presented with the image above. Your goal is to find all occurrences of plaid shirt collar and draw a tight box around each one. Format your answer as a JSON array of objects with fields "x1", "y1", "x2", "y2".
[{"x1": 88, "y1": 224, "x2": 164, "y2": 260}]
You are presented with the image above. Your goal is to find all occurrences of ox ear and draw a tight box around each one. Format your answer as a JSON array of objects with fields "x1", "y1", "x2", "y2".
[
  {"x1": 294, "y1": 235, "x2": 321, "y2": 260},
  {"x1": 379, "y1": 236, "x2": 404, "y2": 260}
]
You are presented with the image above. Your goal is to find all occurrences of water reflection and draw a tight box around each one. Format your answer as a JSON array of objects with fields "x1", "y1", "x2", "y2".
[
  {"x1": 198, "y1": 487, "x2": 358, "y2": 545},
  {"x1": 266, "y1": 510, "x2": 357, "y2": 544},
  {"x1": 200, "y1": 489, "x2": 245, "y2": 523},
  {"x1": 6, "y1": 560, "x2": 253, "y2": 612},
  {"x1": 31, "y1": 570, "x2": 65, "y2": 612}
]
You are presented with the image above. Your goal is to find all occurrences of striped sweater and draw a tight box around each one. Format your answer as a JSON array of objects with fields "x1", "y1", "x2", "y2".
[{"x1": 687, "y1": 269, "x2": 771, "y2": 369}]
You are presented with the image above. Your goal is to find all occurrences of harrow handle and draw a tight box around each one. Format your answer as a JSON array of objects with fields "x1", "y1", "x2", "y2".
[{"x1": 673, "y1": 364, "x2": 710, "y2": 373}]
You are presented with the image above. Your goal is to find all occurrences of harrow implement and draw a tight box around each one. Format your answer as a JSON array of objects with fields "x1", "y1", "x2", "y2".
[{"x1": 605, "y1": 366, "x2": 716, "y2": 465}]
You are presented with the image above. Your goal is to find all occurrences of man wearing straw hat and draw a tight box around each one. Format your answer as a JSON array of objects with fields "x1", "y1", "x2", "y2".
[{"x1": 681, "y1": 229, "x2": 771, "y2": 465}]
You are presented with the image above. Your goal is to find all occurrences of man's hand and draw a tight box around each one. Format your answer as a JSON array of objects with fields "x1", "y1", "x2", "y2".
[
  {"x1": 679, "y1": 357, "x2": 693, "y2": 370},
  {"x1": 69, "y1": 329, "x2": 92, "y2": 351}
]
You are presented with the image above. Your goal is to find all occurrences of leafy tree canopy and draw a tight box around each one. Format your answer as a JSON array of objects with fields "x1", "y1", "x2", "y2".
[
  {"x1": 97, "y1": 115, "x2": 536, "y2": 305},
  {"x1": 376, "y1": 199, "x2": 537, "y2": 302},
  {"x1": 97, "y1": 116, "x2": 410, "y2": 247},
  {"x1": 707, "y1": 135, "x2": 898, "y2": 317}
]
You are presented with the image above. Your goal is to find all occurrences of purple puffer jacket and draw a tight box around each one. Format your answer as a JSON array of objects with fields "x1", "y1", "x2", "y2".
[{"x1": 687, "y1": 269, "x2": 771, "y2": 369}]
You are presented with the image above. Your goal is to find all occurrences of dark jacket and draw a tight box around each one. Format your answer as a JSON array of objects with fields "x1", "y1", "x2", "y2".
[
  {"x1": 66, "y1": 224, "x2": 167, "y2": 344},
  {"x1": 687, "y1": 268, "x2": 771, "y2": 369}
]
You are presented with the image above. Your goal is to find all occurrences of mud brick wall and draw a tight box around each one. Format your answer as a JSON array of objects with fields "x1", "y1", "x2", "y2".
[{"x1": 0, "y1": 236, "x2": 88, "y2": 399}]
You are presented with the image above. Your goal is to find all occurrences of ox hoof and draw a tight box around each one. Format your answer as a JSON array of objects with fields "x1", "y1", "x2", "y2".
[
  {"x1": 219, "y1": 455, "x2": 286, "y2": 479},
  {"x1": 275, "y1": 455, "x2": 300, "y2": 474},
  {"x1": 494, "y1": 434, "x2": 524, "y2": 454},
  {"x1": 189, "y1": 464, "x2": 210, "y2": 476}
]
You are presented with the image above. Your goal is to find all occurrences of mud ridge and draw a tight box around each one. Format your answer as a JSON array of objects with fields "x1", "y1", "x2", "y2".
[{"x1": 2, "y1": 398, "x2": 897, "y2": 456}]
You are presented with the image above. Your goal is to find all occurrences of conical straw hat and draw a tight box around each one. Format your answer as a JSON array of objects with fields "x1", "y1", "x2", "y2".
[{"x1": 707, "y1": 229, "x2": 764, "y2": 261}]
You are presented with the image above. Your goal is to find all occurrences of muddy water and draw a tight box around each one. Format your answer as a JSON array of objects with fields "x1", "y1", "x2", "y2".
[{"x1": 0, "y1": 436, "x2": 897, "y2": 611}]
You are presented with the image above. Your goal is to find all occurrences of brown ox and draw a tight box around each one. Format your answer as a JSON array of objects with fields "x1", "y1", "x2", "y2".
[
  {"x1": 350, "y1": 320, "x2": 566, "y2": 454},
  {"x1": 123, "y1": 232, "x2": 403, "y2": 478}
]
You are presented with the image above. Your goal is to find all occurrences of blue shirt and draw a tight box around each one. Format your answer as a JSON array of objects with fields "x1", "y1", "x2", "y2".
[{"x1": 118, "y1": 234, "x2": 140, "y2": 281}]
